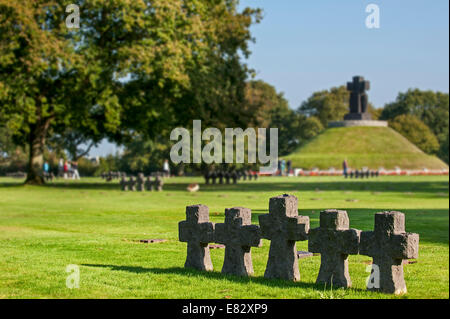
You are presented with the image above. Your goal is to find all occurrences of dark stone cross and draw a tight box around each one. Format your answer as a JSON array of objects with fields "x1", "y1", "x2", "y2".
[
  {"x1": 215, "y1": 207, "x2": 262, "y2": 277},
  {"x1": 360, "y1": 211, "x2": 419, "y2": 294},
  {"x1": 136, "y1": 173, "x2": 145, "y2": 192},
  {"x1": 145, "y1": 176, "x2": 154, "y2": 191},
  {"x1": 344, "y1": 76, "x2": 372, "y2": 121},
  {"x1": 128, "y1": 176, "x2": 136, "y2": 191},
  {"x1": 259, "y1": 195, "x2": 310, "y2": 281},
  {"x1": 308, "y1": 210, "x2": 361, "y2": 288},
  {"x1": 179, "y1": 205, "x2": 215, "y2": 271},
  {"x1": 120, "y1": 176, "x2": 128, "y2": 191}
]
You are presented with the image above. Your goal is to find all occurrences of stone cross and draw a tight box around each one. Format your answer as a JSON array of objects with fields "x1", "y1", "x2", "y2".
[
  {"x1": 360, "y1": 211, "x2": 419, "y2": 294},
  {"x1": 308, "y1": 210, "x2": 361, "y2": 288},
  {"x1": 120, "y1": 176, "x2": 128, "y2": 191},
  {"x1": 215, "y1": 207, "x2": 262, "y2": 277},
  {"x1": 136, "y1": 173, "x2": 145, "y2": 192},
  {"x1": 204, "y1": 171, "x2": 211, "y2": 185},
  {"x1": 259, "y1": 195, "x2": 310, "y2": 281},
  {"x1": 224, "y1": 171, "x2": 231, "y2": 184},
  {"x1": 128, "y1": 176, "x2": 136, "y2": 191},
  {"x1": 211, "y1": 172, "x2": 217, "y2": 185},
  {"x1": 155, "y1": 176, "x2": 163, "y2": 191},
  {"x1": 145, "y1": 176, "x2": 153, "y2": 191},
  {"x1": 179, "y1": 205, "x2": 215, "y2": 271},
  {"x1": 344, "y1": 76, "x2": 371, "y2": 120},
  {"x1": 218, "y1": 171, "x2": 224, "y2": 184}
]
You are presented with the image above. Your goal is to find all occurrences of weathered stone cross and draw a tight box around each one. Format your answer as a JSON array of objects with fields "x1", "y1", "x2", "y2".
[
  {"x1": 360, "y1": 211, "x2": 419, "y2": 294},
  {"x1": 179, "y1": 205, "x2": 215, "y2": 271},
  {"x1": 215, "y1": 207, "x2": 262, "y2": 277},
  {"x1": 308, "y1": 210, "x2": 361, "y2": 288},
  {"x1": 259, "y1": 195, "x2": 310, "y2": 281}
]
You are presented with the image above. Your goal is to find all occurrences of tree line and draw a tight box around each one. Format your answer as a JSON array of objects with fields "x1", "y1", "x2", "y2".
[{"x1": 1, "y1": 1, "x2": 448, "y2": 182}]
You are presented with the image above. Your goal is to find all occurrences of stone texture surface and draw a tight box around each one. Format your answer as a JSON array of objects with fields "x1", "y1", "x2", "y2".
[
  {"x1": 136, "y1": 173, "x2": 145, "y2": 192},
  {"x1": 179, "y1": 205, "x2": 215, "y2": 271},
  {"x1": 359, "y1": 211, "x2": 419, "y2": 294},
  {"x1": 344, "y1": 76, "x2": 372, "y2": 120},
  {"x1": 259, "y1": 195, "x2": 310, "y2": 281},
  {"x1": 308, "y1": 210, "x2": 361, "y2": 288},
  {"x1": 145, "y1": 176, "x2": 154, "y2": 191},
  {"x1": 328, "y1": 120, "x2": 388, "y2": 128},
  {"x1": 128, "y1": 176, "x2": 136, "y2": 191},
  {"x1": 120, "y1": 177, "x2": 128, "y2": 191},
  {"x1": 215, "y1": 207, "x2": 262, "y2": 277}
]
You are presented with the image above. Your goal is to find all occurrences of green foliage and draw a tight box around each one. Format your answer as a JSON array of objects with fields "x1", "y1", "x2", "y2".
[
  {"x1": 389, "y1": 115, "x2": 440, "y2": 155},
  {"x1": 439, "y1": 132, "x2": 449, "y2": 164},
  {"x1": 297, "y1": 86, "x2": 378, "y2": 127},
  {"x1": 0, "y1": 0, "x2": 261, "y2": 184},
  {"x1": 299, "y1": 116, "x2": 324, "y2": 140},
  {"x1": 381, "y1": 89, "x2": 449, "y2": 160}
]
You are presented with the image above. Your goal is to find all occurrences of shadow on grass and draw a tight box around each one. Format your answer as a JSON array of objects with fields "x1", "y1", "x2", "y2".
[
  {"x1": 1, "y1": 179, "x2": 448, "y2": 197},
  {"x1": 82, "y1": 264, "x2": 364, "y2": 292}
]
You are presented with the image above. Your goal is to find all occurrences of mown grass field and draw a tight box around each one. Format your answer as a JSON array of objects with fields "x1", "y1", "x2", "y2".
[
  {"x1": 0, "y1": 176, "x2": 448, "y2": 299},
  {"x1": 285, "y1": 127, "x2": 449, "y2": 170}
]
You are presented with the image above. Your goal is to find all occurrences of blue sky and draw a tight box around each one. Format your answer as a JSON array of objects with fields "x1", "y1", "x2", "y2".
[
  {"x1": 89, "y1": 0, "x2": 449, "y2": 157},
  {"x1": 238, "y1": 0, "x2": 449, "y2": 109}
]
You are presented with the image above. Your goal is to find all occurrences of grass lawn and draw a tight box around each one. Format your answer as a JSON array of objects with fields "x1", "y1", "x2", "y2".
[{"x1": 0, "y1": 175, "x2": 448, "y2": 299}]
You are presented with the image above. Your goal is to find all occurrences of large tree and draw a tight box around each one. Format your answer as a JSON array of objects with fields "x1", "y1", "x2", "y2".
[
  {"x1": 389, "y1": 114, "x2": 440, "y2": 155},
  {"x1": 297, "y1": 85, "x2": 378, "y2": 127},
  {"x1": 381, "y1": 89, "x2": 449, "y2": 148},
  {"x1": 0, "y1": 0, "x2": 260, "y2": 184}
]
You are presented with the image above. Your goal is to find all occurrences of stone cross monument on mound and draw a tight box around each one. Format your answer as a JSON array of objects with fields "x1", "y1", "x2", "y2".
[
  {"x1": 329, "y1": 76, "x2": 388, "y2": 128},
  {"x1": 344, "y1": 76, "x2": 372, "y2": 121}
]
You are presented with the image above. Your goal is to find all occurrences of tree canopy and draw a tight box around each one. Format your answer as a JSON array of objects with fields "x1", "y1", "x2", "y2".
[{"x1": 0, "y1": 0, "x2": 261, "y2": 184}]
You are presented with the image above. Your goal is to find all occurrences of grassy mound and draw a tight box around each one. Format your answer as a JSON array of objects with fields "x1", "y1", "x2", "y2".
[{"x1": 285, "y1": 127, "x2": 449, "y2": 170}]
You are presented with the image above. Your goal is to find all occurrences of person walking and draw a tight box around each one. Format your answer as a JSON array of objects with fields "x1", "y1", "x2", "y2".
[
  {"x1": 343, "y1": 159, "x2": 349, "y2": 178},
  {"x1": 58, "y1": 158, "x2": 64, "y2": 178},
  {"x1": 163, "y1": 159, "x2": 170, "y2": 177},
  {"x1": 63, "y1": 161, "x2": 69, "y2": 179},
  {"x1": 72, "y1": 161, "x2": 80, "y2": 180}
]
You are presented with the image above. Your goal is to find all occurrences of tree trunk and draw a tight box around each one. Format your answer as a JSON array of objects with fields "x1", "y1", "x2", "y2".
[{"x1": 25, "y1": 120, "x2": 50, "y2": 185}]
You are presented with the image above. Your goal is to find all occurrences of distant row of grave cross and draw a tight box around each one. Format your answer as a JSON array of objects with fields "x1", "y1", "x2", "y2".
[
  {"x1": 178, "y1": 195, "x2": 419, "y2": 295},
  {"x1": 204, "y1": 170, "x2": 258, "y2": 185},
  {"x1": 120, "y1": 174, "x2": 164, "y2": 192}
]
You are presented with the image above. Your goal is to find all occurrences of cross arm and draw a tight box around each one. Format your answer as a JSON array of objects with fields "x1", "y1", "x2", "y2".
[
  {"x1": 338, "y1": 228, "x2": 361, "y2": 255},
  {"x1": 287, "y1": 216, "x2": 310, "y2": 241},
  {"x1": 258, "y1": 214, "x2": 274, "y2": 240},
  {"x1": 359, "y1": 231, "x2": 375, "y2": 256},
  {"x1": 240, "y1": 225, "x2": 262, "y2": 248},
  {"x1": 307, "y1": 228, "x2": 322, "y2": 253},
  {"x1": 214, "y1": 223, "x2": 227, "y2": 245},
  {"x1": 390, "y1": 232, "x2": 419, "y2": 260}
]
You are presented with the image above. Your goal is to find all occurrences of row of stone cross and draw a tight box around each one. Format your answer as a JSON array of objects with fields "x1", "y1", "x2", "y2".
[
  {"x1": 344, "y1": 170, "x2": 380, "y2": 179},
  {"x1": 120, "y1": 174, "x2": 164, "y2": 192},
  {"x1": 204, "y1": 170, "x2": 259, "y2": 185},
  {"x1": 178, "y1": 194, "x2": 419, "y2": 295}
]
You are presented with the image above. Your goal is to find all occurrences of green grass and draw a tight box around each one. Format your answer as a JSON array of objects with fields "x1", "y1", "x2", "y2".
[
  {"x1": 285, "y1": 127, "x2": 449, "y2": 170},
  {"x1": 0, "y1": 176, "x2": 448, "y2": 299}
]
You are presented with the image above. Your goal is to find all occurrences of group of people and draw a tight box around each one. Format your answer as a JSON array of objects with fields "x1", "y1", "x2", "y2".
[
  {"x1": 43, "y1": 159, "x2": 80, "y2": 180},
  {"x1": 277, "y1": 160, "x2": 292, "y2": 176}
]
